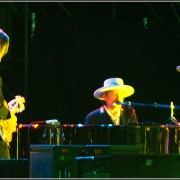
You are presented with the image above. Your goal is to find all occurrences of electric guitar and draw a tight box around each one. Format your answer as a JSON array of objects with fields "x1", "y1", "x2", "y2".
[{"x1": 0, "y1": 96, "x2": 25, "y2": 143}]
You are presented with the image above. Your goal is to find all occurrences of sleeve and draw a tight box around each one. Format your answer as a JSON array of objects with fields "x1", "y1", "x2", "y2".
[
  {"x1": 84, "y1": 113, "x2": 94, "y2": 125},
  {"x1": 124, "y1": 105, "x2": 139, "y2": 125},
  {"x1": 131, "y1": 107, "x2": 138, "y2": 124},
  {"x1": 0, "y1": 77, "x2": 11, "y2": 120}
]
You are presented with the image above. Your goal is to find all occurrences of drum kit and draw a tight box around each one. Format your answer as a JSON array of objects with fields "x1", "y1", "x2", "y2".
[{"x1": 19, "y1": 101, "x2": 180, "y2": 155}]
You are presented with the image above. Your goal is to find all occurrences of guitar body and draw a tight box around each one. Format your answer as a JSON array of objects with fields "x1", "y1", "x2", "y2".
[
  {"x1": 0, "y1": 113, "x2": 17, "y2": 143},
  {"x1": 0, "y1": 96, "x2": 25, "y2": 143}
]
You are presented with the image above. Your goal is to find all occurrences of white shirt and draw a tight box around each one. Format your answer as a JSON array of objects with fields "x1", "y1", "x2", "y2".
[{"x1": 104, "y1": 105, "x2": 120, "y2": 125}]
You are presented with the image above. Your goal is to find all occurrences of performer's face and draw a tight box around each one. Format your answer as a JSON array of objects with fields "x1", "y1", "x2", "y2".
[{"x1": 103, "y1": 90, "x2": 123, "y2": 107}]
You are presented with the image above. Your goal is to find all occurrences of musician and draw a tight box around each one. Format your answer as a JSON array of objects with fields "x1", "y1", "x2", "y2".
[
  {"x1": 0, "y1": 29, "x2": 25, "y2": 158},
  {"x1": 84, "y1": 77, "x2": 138, "y2": 125}
]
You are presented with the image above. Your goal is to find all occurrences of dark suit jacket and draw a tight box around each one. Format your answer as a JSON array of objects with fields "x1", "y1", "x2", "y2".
[{"x1": 84, "y1": 105, "x2": 138, "y2": 125}]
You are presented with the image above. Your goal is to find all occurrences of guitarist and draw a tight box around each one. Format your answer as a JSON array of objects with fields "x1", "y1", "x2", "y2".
[{"x1": 0, "y1": 29, "x2": 25, "y2": 158}]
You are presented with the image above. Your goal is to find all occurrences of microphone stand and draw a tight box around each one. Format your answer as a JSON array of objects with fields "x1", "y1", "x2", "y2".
[
  {"x1": 119, "y1": 101, "x2": 180, "y2": 110},
  {"x1": 119, "y1": 101, "x2": 180, "y2": 124}
]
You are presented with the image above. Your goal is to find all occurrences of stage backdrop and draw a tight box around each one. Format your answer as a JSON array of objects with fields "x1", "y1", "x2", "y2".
[
  {"x1": 26, "y1": 13, "x2": 180, "y2": 125},
  {"x1": 0, "y1": 2, "x2": 180, "y2": 158},
  {"x1": 2, "y1": 2, "x2": 180, "y2": 125}
]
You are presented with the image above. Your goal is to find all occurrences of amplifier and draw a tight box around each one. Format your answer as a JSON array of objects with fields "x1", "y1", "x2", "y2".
[
  {"x1": 30, "y1": 144, "x2": 142, "y2": 178},
  {"x1": 77, "y1": 144, "x2": 141, "y2": 178},
  {"x1": 30, "y1": 144, "x2": 84, "y2": 178}
]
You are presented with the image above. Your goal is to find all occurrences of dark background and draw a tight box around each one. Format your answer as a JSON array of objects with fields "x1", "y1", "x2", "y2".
[{"x1": 0, "y1": 2, "x2": 180, "y2": 157}]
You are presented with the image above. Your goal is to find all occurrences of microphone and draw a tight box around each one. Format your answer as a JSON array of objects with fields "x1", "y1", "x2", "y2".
[
  {"x1": 176, "y1": 66, "x2": 180, "y2": 72},
  {"x1": 113, "y1": 101, "x2": 131, "y2": 106}
]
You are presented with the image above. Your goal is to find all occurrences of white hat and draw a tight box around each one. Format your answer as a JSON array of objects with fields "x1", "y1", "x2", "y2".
[{"x1": 93, "y1": 77, "x2": 134, "y2": 100}]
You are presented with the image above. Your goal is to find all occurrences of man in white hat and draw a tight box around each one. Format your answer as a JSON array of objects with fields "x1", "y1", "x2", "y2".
[{"x1": 84, "y1": 77, "x2": 138, "y2": 125}]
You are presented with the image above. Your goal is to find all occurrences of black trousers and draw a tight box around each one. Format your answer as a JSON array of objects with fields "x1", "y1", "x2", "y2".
[{"x1": 0, "y1": 139, "x2": 10, "y2": 159}]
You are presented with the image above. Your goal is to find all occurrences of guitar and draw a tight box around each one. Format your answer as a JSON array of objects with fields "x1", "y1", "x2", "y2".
[{"x1": 0, "y1": 96, "x2": 25, "y2": 143}]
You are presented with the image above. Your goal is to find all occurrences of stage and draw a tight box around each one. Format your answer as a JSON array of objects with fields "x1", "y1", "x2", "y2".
[{"x1": 2, "y1": 124, "x2": 180, "y2": 178}]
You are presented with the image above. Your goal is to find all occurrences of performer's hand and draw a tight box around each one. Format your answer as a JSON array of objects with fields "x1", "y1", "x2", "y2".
[{"x1": 8, "y1": 95, "x2": 25, "y2": 114}]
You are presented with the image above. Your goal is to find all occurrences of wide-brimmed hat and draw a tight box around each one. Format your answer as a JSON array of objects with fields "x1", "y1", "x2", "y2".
[{"x1": 93, "y1": 78, "x2": 134, "y2": 100}]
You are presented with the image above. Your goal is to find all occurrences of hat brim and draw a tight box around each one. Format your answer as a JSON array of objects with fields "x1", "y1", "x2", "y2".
[{"x1": 94, "y1": 85, "x2": 134, "y2": 100}]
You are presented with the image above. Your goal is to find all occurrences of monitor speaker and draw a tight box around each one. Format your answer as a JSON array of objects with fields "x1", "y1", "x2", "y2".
[
  {"x1": 0, "y1": 159, "x2": 29, "y2": 178},
  {"x1": 30, "y1": 144, "x2": 84, "y2": 178}
]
